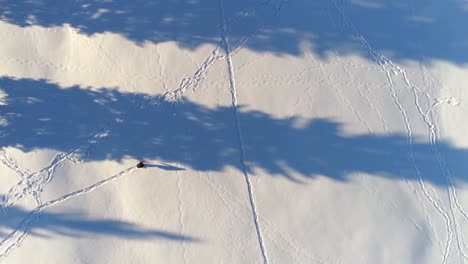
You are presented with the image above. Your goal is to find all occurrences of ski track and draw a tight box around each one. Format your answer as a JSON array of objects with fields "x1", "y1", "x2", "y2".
[
  {"x1": 411, "y1": 37, "x2": 467, "y2": 260},
  {"x1": 0, "y1": 41, "x2": 143, "y2": 260},
  {"x1": 218, "y1": 0, "x2": 287, "y2": 263},
  {"x1": 328, "y1": 1, "x2": 468, "y2": 263},
  {"x1": 175, "y1": 167, "x2": 188, "y2": 264},
  {"x1": 2, "y1": 28, "x2": 143, "y2": 219},
  {"x1": 2, "y1": 28, "x2": 141, "y2": 209},
  {"x1": 0, "y1": 167, "x2": 137, "y2": 262},
  {"x1": 390, "y1": 66, "x2": 454, "y2": 264},
  {"x1": 5, "y1": 0, "x2": 464, "y2": 263},
  {"x1": 0, "y1": 1, "x2": 364, "y2": 263},
  {"x1": 1, "y1": 126, "x2": 115, "y2": 213},
  {"x1": 0, "y1": 1, "x2": 289, "y2": 261},
  {"x1": 327, "y1": 5, "x2": 444, "y2": 250},
  {"x1": 326, "y1": 8, "x2": 444, "y2": 254},
  {"x1": 199, "y1": 171, "x2": 330, "y2": 263}
]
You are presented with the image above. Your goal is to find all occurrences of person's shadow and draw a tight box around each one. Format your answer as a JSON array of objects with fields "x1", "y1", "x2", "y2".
[{"x1": 144, "y1": 163, "x2": 186, "y2": 171}]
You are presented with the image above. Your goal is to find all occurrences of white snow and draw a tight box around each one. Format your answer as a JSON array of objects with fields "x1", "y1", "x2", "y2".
[{"x1": 1, "y1": 0, "x2": 468, "y2": 263}]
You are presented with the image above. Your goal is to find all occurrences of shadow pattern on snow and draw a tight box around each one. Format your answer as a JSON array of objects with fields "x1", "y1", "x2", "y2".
[
  {"x1": 1, "y1": 76, "x2": 467, "y2": 185},
  {"x1": 0, "y1": 0, "x2": 467, "y2": 63},
  {"x1": 0, "y1": 206, "x2": 196, "y2": 241}
]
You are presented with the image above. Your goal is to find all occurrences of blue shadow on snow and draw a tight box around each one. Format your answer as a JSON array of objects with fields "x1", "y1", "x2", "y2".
[
  {"x1": 1, "y1": 76, "x2": 467, "y2": 186},
  {"x1": 0, "y1": 0, "x2": 467, "y2": 64},
  {"x1": 0, "y1": 206, "x2": 197, "y2": 241}
]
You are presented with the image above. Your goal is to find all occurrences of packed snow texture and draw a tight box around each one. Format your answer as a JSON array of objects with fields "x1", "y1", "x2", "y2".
[{"x1": 1, "y1": 0, "x2": 468, "y2": 263}]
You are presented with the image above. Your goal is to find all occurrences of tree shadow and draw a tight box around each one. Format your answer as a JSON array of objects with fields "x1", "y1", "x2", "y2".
[
  {"x1": 0, "y1": 0, "x2": 467, "y2": 64},
  {"x1": 1, "y1": 76, "x2": 467, "y2": 186},
  {"x1": 0, "y1": 206, "x2": 197, "y2": 241}
]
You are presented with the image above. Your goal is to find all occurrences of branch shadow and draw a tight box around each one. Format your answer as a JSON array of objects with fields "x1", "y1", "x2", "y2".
[
  {"x1": 1, "y1": 76, "x2": 467, "y2": 186},
  {"x1": 0, "y1": 0, "x2": 467, "y2": 63},
  {"x1": 0, "y1": 206, "x2": 197, "y2": 241}
]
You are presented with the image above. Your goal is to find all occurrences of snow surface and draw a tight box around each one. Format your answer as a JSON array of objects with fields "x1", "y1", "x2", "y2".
[{"x1": 1, "y1": 0, "x2": 468, "y2": 263}]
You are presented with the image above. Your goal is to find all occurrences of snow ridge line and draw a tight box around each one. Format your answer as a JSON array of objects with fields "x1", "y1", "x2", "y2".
[
  {"x1": 0, "y1": 167, "x2": 137, "y2": 262},
  {"x1": 219, "y1": 1, "x2": 268, "y2": 264}
]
